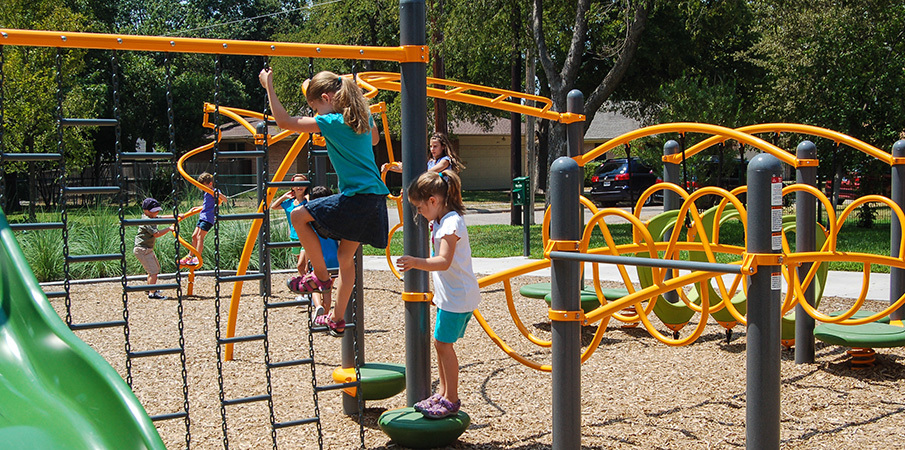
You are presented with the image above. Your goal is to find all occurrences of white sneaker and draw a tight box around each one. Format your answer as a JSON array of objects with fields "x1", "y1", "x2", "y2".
[
  {"x1": 311, "y1": 305, "x2": 325, "y2": 322},
  {"x1": 148, "y1": 291, "x2": 167, "y2": 300}
]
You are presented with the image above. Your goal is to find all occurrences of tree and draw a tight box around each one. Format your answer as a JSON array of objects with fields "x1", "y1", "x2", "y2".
[
  {"x1": 744, "y1": 0, "x2": 905, "y2": 191},
  {"x1": 532, "y1": 0, "x2": 653, "y2": 189}
]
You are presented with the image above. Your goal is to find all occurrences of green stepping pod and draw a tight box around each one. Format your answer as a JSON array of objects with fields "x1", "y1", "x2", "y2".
[
  {"x1": 815, "y1": 322, "x2": 905, "y2": 348},
  {"x1": 0, "y1": 209, "x2": 165, "y2": 449},
  {"x1": 378, "y1": 407, "x2": 470, "y2": 449},
  {"x1": 332, "y1": 362, "x2": 406, "y2": 400}
]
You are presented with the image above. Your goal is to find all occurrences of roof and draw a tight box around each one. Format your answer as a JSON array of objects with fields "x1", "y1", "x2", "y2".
[
  {"x1": 448, "y1": 107, "x2": 639, "y2": 140},
  {"x1": 584, "y1": 108, "x2": 641, "y2": 142},
  {"x1": 215, "y1": 119, "x2": 297, "y2": 140}
]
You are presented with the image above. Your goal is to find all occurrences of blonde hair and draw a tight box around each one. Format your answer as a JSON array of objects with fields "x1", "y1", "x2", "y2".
[
  {"x1": 407, "y1": 170, "x2": 465, "y2": 216},
  {"x1": 430, "y1": 132, "x2": 465, "y2": 173},
  {"x1": 306, "y1": 71, "x2": 370, "y2": 134}
]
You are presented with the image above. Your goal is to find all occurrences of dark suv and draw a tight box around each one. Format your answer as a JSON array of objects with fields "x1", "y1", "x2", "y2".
[{"x1": 588, "y1": 157, "x2": 662, "y2": 206}]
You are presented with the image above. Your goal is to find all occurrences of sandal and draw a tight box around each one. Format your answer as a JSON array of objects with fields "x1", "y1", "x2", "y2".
[
  {"x1": 327, "y1": 317, "x2": 345, "y2": 337},
  {"x1": 414, "y1": 393, "x2": 443, "y2": 412},
  {"x1": 287, "y1": 272, "x2": 333, "y2": 294},
  {"x1": 421, "y1": 396, "x2": 460, "y2": 419}
]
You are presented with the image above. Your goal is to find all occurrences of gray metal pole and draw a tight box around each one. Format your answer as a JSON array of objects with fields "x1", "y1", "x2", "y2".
[
  {"x1": 795, "y1": 140, "x2": 817, "y2": 363},
  {"x1": 746, "y1": 153, "x2": 782, "y2": 450},
  {"x1": 890, "y1": 140, "x2": 905, "y2": 320},
  {"x1": 662, "y1": 140, "x2": 681, "y2": 304},
  {"x1": 400, "y1": 0, "x2": 430, "y2": 407},
  {"x1": 256, "y1": 121, "x2": 270, "y2": 296},
  {"x1": 565, "y1": 90, "x2": 583, "y2": 159},
  {"x1": 549, "y1": 156, "x2": 581, "y2": 450},
  {"x1": 342, "y1": 246, "x2": 366, "y2": 413}
]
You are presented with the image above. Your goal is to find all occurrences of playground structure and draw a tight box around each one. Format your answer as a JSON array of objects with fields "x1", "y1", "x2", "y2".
[{"x1": 3, "y1": 6, "x2": 905, "y2": 449}]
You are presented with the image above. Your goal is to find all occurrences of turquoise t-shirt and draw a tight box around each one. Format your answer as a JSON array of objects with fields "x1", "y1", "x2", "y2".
[
  {"x1": 314, "y1": 113, "x2": 390, "y2": 197},
  {"x1": 279, "y1": 197, "x2": 306, "y2": 240}
]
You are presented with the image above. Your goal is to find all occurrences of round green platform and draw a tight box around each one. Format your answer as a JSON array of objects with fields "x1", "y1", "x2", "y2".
[
  {"x1": 331, "y1": 362, "x2": 405, "y2": 400},
  {"x1": 828, "y1": 310, "x2": 890, "y2": 324},
  {"x1": 814, "y1": 322, "x2": 905, "y2": 348},
  {"x1": 543, "y1": 292, "x2": 601, "y2": 314},
  {"x1": 378, "y1": 407, "x2": 470, "y2": 449}
]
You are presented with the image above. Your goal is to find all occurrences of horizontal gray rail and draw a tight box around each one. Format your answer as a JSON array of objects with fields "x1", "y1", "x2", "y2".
[
  {"x1": 547, "y1": 251, "x2": 744, "y2": 275},
  {"x1": 120, "y1": 152, "x2": 174, "y2": 161},
  {"x1": 1, "y1": 152, "x2": 63, "y2": 161}
]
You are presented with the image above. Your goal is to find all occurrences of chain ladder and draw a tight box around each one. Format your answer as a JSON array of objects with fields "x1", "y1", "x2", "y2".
[
  {"x1": 56, "y1": 48, "x2": 72, "y2": 326},
  {"x1": 110, "y1": 51, "x2": 134, "y2": 386},
  {"x1": 211, "y1": 54, "x2": 229, "y2": 450},
  {"x1": 258, "y1": 56, "x2": 280, "y2": 450},
  {"x1": 166, "y1": 52, "x2": 192, "y2": 448},
  {"x1": 306, "y1": 293, "x2": 324, "y2": 450}
]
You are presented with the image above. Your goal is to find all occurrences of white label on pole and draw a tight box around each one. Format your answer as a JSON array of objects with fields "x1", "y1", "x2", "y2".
[
  {"x1": 771, "y1": 272, "x2": 782, "y2": 290},
  {"x1": 771, "y1": 207, "x2": 782, "y2": 232},
  {"x1": 772, "y1": 232, "x2": 782, "y2": 251},
  {"x1": 771, "y1": 176, "x2": 783, "y2": 206}
]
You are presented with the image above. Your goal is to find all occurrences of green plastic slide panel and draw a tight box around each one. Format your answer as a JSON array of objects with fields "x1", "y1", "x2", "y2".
[
  {"x1": 0, "y1": 209, "x2": 165, "y2": 449},
  {"x1": 378, "y1": 407, "x2": 470, "y2": 449},
  {"x1": 333, "y1": 362, "x2": 406, "y2": 401},
  {"x1": 815, "y1": 322, "x2": 905, "y2": 348}
]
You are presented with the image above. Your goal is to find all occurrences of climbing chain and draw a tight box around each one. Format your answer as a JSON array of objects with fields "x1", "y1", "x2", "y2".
[
  {"x1": 56, "y1": 48, "x2": 72, "y2": 326},
  {"x1": 212, "y1": 53, "x2": 229, "y2": 450},
  {"x1": 166, "y1": 52, "x2": 192, "y2": 448}
]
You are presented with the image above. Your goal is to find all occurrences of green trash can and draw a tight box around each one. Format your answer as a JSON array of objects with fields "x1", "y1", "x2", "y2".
[{"x1": 512, "y1": 176, "x2": 530, "y2": 206}]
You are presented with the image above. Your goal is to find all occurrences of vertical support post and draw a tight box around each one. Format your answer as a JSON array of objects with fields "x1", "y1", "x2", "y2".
[
  {"x1": 746, "y1": 153, "x2": 782, "y2": 450},
  {"x1": 549, "y1": 156, "x2": 581, "y2": 450},
  {"x1": 256, "y1": 121, "x2": 270, "y2": 296},
  {"x1": 662, "y1": 140, "x2": 681, "y2": 304},
  {"x1": 795, "y1": 140, "x2": 817, "y2": 362},
  {"x1": 565, "y1": 90, "x2": 583, "y2": 159},
  {"x1": 400, "y1": 0, "x2": 430, "y2": 407},
  {"x1": 342, "y1": 246, "x2": 367, "y2": 414},
  {"x1": 890, "y1": 140, "x2": 905, "y2": 320}
]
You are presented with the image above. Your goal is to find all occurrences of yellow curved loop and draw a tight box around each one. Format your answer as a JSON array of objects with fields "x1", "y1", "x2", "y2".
[
  {"x1": 679, "y1": 123, "x2": 892, "y2": 167},
  {"x1": 576, "y1": 122, "x2": 794, "y2": 168},
  {"x1": 503, "y1": 279, "x2": 552, "y2": 347},
  {"x1": 385, "y1": 223, "x2": 404, "y2": 281}
]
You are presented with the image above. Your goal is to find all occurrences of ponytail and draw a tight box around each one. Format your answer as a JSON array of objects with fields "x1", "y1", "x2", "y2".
[
  {"x1": 407, "y1": 170, "x2": 465, "y2": 216},
  {"x1": 306, "y1": 71, "x2": 371, "y2": 134}
]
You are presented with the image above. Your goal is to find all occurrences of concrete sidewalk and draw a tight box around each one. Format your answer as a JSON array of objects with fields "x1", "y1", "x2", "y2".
[{"x1": 364, "y1": 255, "x2": 892, "y2": 302}]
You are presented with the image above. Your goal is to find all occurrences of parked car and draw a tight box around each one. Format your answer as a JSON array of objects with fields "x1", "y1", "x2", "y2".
[{"x1": 588, "y1": 157, "x2": 663, "y2": 206}]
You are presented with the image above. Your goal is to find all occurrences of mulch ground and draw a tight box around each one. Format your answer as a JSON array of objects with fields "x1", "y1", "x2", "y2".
[{"x1": 50, "y1": 269, "x2": 905, "y2": 449}]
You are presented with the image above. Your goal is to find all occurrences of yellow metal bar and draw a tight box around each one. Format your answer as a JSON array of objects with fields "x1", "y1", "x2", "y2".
[
  {"x1": 402, "y1": 292, "x2": 433, "y2": 303},
  {"x1": 664, "y1": 123, "x2": 891, "y2": 167},
  {"x1": 0, "y1": 28, "x2": 428, "y2": 63},
  {"x1": 357, "y1": 71, "x2": 583, "y2": 123},
  {"x1": 576, "y1": 122, "x2": 796, "y2": 167}
]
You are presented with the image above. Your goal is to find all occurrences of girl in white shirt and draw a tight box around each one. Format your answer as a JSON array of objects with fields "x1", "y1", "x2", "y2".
[{"x1": 396, "y1": 170, "x2": 480, "y2": 419}]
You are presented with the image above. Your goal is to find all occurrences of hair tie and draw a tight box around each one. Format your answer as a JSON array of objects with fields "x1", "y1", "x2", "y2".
[{"x1": 438, "y1": 172, "x2": 447, "y2": 181}]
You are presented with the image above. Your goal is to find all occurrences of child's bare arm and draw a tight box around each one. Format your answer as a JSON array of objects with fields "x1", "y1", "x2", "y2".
[
  {"x1": 396, "y1": 234, "x2": 458, "y2": 272},
  {"x1": 259, "y1": 69, "x2": 320, "y2": 134}
]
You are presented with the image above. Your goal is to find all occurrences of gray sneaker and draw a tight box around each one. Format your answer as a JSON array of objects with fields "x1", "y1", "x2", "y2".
[{"x1": 148, "y1": 291, "x2": 167, "y2": 300}]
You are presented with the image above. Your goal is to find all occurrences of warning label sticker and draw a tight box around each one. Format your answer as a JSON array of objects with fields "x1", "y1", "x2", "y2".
[
  {"x1": 772, "y1": 232, "x2": 782, "y2": 250},
  {"x1": 771, "y1": 272, "x2": 782, "y2": 290},
  {"x1": 771, "y1": 176, "x2": 783, "y2": 206},
  {"x1": 772, "y1": 207, "x2": 782, "y2": 232}
]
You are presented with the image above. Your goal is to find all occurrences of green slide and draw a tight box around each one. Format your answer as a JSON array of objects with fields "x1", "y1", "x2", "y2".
[{"x1": 0, "y1": 209, "x2": 165, "y2": 449}]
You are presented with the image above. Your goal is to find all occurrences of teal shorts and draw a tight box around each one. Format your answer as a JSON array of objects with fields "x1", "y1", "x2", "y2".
[{"x1": 434, "y1": 309, "x2": 473, "y2": 344}]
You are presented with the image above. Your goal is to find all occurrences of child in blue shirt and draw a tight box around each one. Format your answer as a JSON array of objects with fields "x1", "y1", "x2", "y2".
[
  {"x1": 269, "y1": 173, "x2": 309, "y2": 272},
  {"x1": 260, "y1": 68, "x2": 389, "y2": 337}
]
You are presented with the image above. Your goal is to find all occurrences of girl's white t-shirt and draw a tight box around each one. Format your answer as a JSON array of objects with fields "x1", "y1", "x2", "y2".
[{"x1": 430, "y1": 211, "x2": 482, "y2": 313}]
